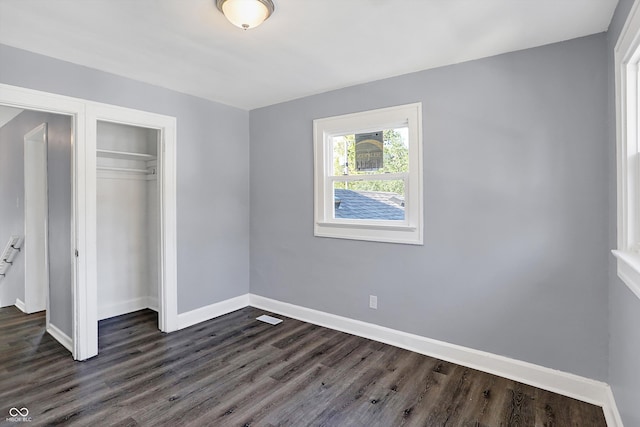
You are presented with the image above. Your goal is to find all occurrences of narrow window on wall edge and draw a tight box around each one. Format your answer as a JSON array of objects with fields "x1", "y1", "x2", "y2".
[
  {"x1": 313, "y1": 102, "x2": 423, "y2": 245},
  {"x1": 613, "y1": 0, "x2": 640, "y2": 301}
]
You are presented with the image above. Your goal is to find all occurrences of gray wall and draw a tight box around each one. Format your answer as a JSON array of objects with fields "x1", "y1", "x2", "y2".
[
  {"x1": 0, "y1": 44, "x2": 251, "y2": 315},
  {"x1": 607, "y1": 0, "x2": 640, "y2": 424},
  {"x1": 250, "y1": 34, "x2": 609, "y2": 380},
  {"x1": 0, "y1": 110, "x2": 72, "y2": 334}
]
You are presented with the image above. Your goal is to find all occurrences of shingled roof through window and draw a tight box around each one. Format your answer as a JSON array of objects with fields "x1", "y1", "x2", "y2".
[{"x1": 334, "y1": 189, "x2": 404, "y2": 220}]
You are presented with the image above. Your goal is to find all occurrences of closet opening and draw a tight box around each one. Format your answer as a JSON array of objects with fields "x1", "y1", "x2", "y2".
[
  {"x1": 96, "y1": 121, "x2": 161, "y2": 329},
  {"x1": 0, "y1": 105, "x2": 74, "y2": 353}
]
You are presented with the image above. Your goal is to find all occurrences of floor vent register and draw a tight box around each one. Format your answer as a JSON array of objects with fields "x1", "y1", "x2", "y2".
[{"x1": 256, "y1": 314, "x2": 283, "y2": 325}]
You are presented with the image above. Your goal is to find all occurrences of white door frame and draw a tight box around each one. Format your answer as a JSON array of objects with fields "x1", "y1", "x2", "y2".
[
  {"x1": 85, "y1": 103, "x2": 178, "y2": 358},
  {"x1": 0, "y1": 84, "x2": 178, "y2": 360},
  {"x1": 23, "y1": 123, "x2": 49, "y2": 315}
]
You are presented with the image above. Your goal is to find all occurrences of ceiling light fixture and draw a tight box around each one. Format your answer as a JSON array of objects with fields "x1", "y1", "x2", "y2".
[{"x1": 216, "y1": 0, "x2": 275, "y2": 30}]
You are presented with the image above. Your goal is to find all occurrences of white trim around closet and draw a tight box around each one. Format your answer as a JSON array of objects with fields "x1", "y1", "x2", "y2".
[{"x1": 86, "y1": 102, "x2": 178, "y2": 356}]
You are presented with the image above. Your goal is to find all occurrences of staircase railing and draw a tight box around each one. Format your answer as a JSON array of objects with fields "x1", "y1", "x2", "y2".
[{"x1": 0, "y1": 236, "x2": 22, "y2": 279}]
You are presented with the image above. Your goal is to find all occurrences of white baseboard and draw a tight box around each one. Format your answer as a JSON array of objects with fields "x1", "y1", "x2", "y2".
[
  {"x1": 603, "y1": 387, "x2": 625, "y2": 427},
  {"x1": 147, "y1": 296, "x2": 159, "y2": 313},
  {"x1": 177, "y1": 294, "x2": 250, "y2": 330},
  {"x1": 249, "y1": 294, "x2": 622, "y2": 427},
  {"x1": 47, "y1": 323, "x2": 73, "y2": 354},
  {"x1": 14, "y1": 298, "x2": 26, "y2": 313},
  {"x1": 98, "y1": 297, "x2": 157, "y2": 320}
]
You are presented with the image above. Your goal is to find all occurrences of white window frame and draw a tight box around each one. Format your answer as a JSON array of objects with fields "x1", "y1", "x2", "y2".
[
  {"x1": 313, "y1": 103, "x2": 423, "y2": 245},
  {"x1": 614, "y1": 0, "x2": 640, "y2": 301}
]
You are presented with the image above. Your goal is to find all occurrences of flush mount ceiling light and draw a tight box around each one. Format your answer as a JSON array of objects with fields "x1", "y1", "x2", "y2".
[{"x1": 216, "y1": 0, "x2": 275, "y2": 30}]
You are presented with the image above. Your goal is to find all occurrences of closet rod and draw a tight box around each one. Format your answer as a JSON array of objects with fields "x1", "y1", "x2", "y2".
[{"x1": 97, "y1": 166, "x2": 148, "y2": 174}]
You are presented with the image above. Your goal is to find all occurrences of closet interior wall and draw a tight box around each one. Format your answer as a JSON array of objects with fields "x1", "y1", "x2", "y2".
[{"x1": 96, "y1": 121, "x2": 159, "y2": 321}]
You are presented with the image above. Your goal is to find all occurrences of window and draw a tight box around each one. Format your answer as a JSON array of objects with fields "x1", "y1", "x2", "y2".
[
  {"x1": 614, "y1": 1, "x2": 640, "y2": 300},
  {"x1": 313, "y1": 103, "x2": 423, "y2": 244}
]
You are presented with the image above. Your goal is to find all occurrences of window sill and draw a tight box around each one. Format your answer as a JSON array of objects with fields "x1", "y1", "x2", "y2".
[
  {"x1": 612, "y1": 250, "x2": 640, "y2": 301},
  {"x1": 315, "y1": 221, "x2": 422, "y2": 245},
  {"x1": 316, "y1": 221, "x2": 416, "y2": 231}
]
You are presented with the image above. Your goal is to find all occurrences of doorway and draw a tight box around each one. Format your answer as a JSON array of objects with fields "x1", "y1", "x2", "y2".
[
  {"x1": 84, "y1": 105, "x2": 178, "y2": 359},
  {"x1": 0, "y1": 105, "x2": 73, "y2": 352}
]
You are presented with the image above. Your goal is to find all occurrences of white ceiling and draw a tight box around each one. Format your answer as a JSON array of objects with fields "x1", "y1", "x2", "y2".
[{"x1": 0, "y1": 0, "x2": 618, "y2": 110}]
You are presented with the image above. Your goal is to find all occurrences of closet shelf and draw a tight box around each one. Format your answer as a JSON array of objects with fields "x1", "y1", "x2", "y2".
[
  {"x1": 97, "y1": 166, "x2": 149, "y2": 174},
  {"x1": 97, "y1": 149, "x2": 156, "y2": 161}
]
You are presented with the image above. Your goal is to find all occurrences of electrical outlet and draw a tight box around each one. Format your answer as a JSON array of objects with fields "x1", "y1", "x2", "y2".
[{"x1": 369, "y1": 295, "x2": 378, "y2": 309}]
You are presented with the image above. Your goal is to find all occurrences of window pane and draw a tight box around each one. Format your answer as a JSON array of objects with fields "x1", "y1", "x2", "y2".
[
  {"x1": 332, "y1": 127, "x2": 409, "y2": 176},
  {"x1": 334, "y1": 180, "x2": 405, "y2": 220}
]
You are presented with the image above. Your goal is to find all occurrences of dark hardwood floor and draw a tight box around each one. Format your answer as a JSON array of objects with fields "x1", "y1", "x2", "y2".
[{"x1": 0, "y1": 305, "x2": 607, "y2": 426}]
